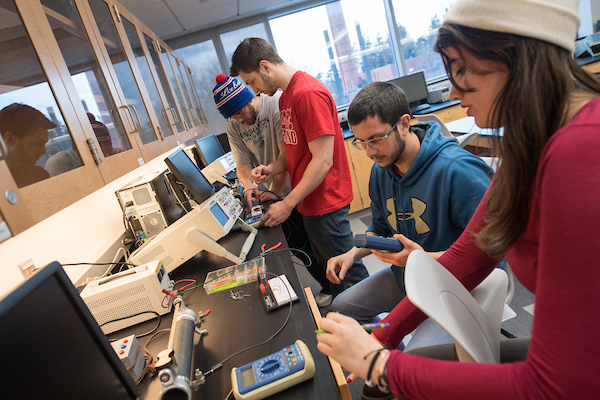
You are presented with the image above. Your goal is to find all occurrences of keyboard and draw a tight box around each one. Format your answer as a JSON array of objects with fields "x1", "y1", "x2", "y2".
[{"x1": 411, "y1": 103, "x2": 431, "y2": 113}]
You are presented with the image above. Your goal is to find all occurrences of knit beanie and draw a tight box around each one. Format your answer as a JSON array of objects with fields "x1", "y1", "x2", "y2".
[
  {"x1": 444, "y1": 0, "x2": 580, "y2": 53},
  {"x1": 213, "y1": 74, "x2": 255, "y2": 119}
]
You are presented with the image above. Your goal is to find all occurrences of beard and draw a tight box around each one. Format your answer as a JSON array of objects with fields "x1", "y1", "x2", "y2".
[
  {"x1": 242, "y1": 103, "x2": 258, "y2": 125},
  {"x1": 373, "y1": 130, "x2": 405, "y2": 169},
  {"x1": 259, "y1": 71, "x2": 279, "y2": 96}
]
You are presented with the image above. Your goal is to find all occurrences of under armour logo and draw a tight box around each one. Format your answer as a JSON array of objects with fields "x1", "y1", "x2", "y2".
[{"x1": 387, "y1": 197, "x2": 430, "y2": 234}]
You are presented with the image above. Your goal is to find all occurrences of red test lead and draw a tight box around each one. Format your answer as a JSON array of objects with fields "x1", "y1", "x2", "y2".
[{"x1": 161, "y1": 288, "x2": 177, "y2": 299}]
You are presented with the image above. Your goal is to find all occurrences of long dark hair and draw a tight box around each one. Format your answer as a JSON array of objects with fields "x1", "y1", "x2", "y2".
[{"x1": 435, "y1": 24, "x2": 600, "y2": 258}]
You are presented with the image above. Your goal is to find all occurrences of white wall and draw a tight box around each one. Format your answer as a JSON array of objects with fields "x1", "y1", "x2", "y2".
[
  {"x1": 580, "y1": 0, "x2": 593, "y2": 36},
  {"x1": 0, "y1": 146, "x2": 183, "y2": 298},
  {"x1": 592, "y1": 0, "x2": 600, "y2": 32},
  {"x1": 580, "y1": 0, "x2": 600, "y2": 36}
]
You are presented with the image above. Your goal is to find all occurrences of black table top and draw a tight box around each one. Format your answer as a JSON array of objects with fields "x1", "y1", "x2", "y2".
[
  {"x1": 576, "y1": 53, "x2": 600, "y2": 66},
  {"x1": 114, "y1": 226, "x2": 340, "y2": 400},
  {"x1": 413, "y1": 99, "x2": 461, "y2": 115}
]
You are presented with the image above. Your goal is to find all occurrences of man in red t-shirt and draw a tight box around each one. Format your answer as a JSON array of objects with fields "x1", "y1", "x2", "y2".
[{"x1": 231, "y1": 38, "x2": 369, "y2": 306}]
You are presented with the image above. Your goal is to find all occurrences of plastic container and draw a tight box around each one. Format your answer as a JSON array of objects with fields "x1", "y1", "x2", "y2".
[{"x1": 203, "y1": 258, "x2": 265, "y2": 294}]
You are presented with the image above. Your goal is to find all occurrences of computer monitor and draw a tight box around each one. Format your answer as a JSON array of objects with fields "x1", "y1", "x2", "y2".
[
  {"x1": 387, "y1": 71, "x2": 429, "y2": 110},
  {"x1": 0, "y1": 261, "x2": 138, "y2": 400},
  {"x1": 216, "y1": 132, "x2": 231, "y2": 153},
  {"x1": 184, "y1": 144, "x2": 205, "y2": 168},
  {"x1": 195, "y1": 134, "x2": 225, "y2": 166},
  {"x1": 165, "y1": 147, "x2": 215, "y2": 207}
]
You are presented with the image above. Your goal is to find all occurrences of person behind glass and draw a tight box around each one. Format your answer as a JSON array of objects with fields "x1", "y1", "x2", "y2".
[
  {"x1": 87, "y1": 112, "x2": 122, "y2": 156},
  {"x1": 0, "y1": 103, "x2": 54, "y2": 188},
  {"x1": 328, "y1": 82, "x2": 492, "y2": 325},
  {"x1": 317, "y1": 0, "x2": 600, "y2": 399},
  {"x1": 212, "y1": 73, "x2": 328, "y2": 295},
  {"x1": 230, "y1": 38, "x2": 369, "y2": 306}
]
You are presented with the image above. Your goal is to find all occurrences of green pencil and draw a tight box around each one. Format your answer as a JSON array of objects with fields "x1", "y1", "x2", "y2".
[{"x1": 315, "y1": 322, "x2": 390, "y2": 334}]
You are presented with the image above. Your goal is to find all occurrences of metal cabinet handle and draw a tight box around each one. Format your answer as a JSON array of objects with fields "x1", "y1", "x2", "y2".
[
  {"x1": 162, "y1": 108, "x2": 176, "y2": 127},
  {"x1": 0, "y1": 133, "x2": 8, "y2": 161},
  {"x1": 185, "y1": 108, "x2": 197, "y2": 125},
  {"x1": 109, "y1": 108, "x2": 120, "y2": 125},
  {"x1": 116, "y1": 105, "x2": 135, "y2": 134},
  {"x1": 191, "y1": 108, "x2": 200, "y2": 125},
  {"x1": 169, "y1": 107, "x2": 180, "y2": 124},
  {"x1": 128, "y1": 105, "x2": 142, "y2": 133}
]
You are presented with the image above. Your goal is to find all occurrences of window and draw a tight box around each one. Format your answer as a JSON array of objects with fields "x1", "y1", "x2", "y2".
[
  {"x1": 176, "y1": 40, "x2": 228, "y2": 135},
  {"x1": 270, "y1": 0, "x2": 400, "y2": 107},
  {"x1": 1, "y1": 0, "x2": 83, "y2": 188},
  {"x1": 220, "y1": 23, "x2": 269, "y2": 68},
  {"x1": 391, "y1": 0, "x2": 456, "y2": 80},
  {"x1": 169, "y1": 0, "x2": 457, "y2": 130}
]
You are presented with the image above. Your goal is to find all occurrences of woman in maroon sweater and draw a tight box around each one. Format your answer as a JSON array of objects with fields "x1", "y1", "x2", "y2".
[{"x1": 317, "y1": 0, "x2": 600, "y2": 399}]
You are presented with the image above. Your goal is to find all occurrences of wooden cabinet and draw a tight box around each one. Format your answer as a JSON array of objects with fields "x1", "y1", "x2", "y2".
[
  {"x1": 0, "y1": 211, "x2": 10, "y2": 245},
  {"x1": 582, "y1": 60, "x2": 600, "y2": 74},
  {"x1": 344, "y1": 137, "x2": 374, "y2": 214},
  {"x1": 432, "y1": 104, "x2": 468, "y2": 124},
  {"x1": 0, "y1": 0, "x2": 207, "y2": 236}
]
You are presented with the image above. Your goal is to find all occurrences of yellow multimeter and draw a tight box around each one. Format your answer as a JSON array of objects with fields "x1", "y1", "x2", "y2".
[{"x1": 231, "y1": 340, "x2": 316, "y2": 400}]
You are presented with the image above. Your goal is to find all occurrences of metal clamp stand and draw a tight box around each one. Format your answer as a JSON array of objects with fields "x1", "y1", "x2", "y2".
[
  {"x1": 155, "y1": 297, "x2": 210, "y2": 400},
  {"x1": 185, "y1": 219, "x2": 256, "y2": 265}
]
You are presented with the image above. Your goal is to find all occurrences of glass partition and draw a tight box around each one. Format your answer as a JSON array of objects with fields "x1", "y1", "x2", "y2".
[
  {"x1": 173, "y1": 55, "x2": 200, "y2": 127},
  {"x1": 121, "y1": 15, "x2": 174, "y2": 139},
  {"x1": 0, "y1": 0, "x2": 81, "y2": 187},
  {"x1": 40, "y1": 0, "x2": 132, "y2": 160},
  {"x1": 161, "y1": 48, "x2": 192, "y2": 130},
  {"x1": 176, "y1": 40, "x2": 225, "y2": 134},
  {"x1": 183, "y1": 62, "x2": 207, "y2": 125},
  {"x1": 143, "y1": 33, "x2": 185, "y2": 133},
  {"x1": 87, "y1": 0, "x2": 157, "y2": 145}
]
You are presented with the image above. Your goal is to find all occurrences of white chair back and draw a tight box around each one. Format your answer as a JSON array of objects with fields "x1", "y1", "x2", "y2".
[
  {"x1": 405, "y1": 250, "x2": 512, "y2": 363},
  {"x1": 415, "y1": 114, "x2": 479, "y2": 148}
]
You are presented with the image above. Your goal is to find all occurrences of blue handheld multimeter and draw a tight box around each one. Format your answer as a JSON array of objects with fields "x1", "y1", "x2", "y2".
[
  {"x1": 231, "y1": 340, "x2": 315, "y2": 400},
  {"x1": 354, "y1": 233, "x2": 404, "y2": 252}
]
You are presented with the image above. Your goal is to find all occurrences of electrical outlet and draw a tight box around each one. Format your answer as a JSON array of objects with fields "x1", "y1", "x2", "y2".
[
  {"x1": 0, "y1": 221, "x2": 11, "y2": 243},
  {"x1": 19, "y1": 258, "x2": 37, "y2": 278}
]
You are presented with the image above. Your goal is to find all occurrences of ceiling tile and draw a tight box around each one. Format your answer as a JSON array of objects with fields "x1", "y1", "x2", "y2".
[
  {"x1": 178, "y1": 3, "x2": 239, "y2": 31},
  {"x1": 116, "y1": 0, "x2": 315, "y2": 40},
  {"x1": 127, "y1": 2, "x2": 173, "y2": 26},
  {"x1": 118, "y1": 0, "x2": 162, "y2": 11},
  {"x1": 239, "y1": 0, "x2": 289, "y2": 15},
  {"x1": 148, "y1": 18, "x2": 186, "y2": 39},
  {"x1": 166, "y1": 0, "x2": 237, "y2": 17}
]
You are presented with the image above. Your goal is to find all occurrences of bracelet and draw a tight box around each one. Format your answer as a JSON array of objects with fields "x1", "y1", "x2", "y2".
[
  {"x1": 375, "y1": 349, "x2": 390, "y2": 393},
  {"x1": 364, "y1": 347, "x2": 389, "y2": 388}
]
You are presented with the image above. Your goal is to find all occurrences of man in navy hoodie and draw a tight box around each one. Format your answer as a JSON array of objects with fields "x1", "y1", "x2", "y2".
[{"x1": 327, "y1": 81, "x2": 492, "y2": 323}]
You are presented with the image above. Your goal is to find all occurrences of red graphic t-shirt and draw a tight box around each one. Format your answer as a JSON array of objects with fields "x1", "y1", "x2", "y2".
[{"x1": 279, "y1": 71, "x2": 353, "y2": 216}]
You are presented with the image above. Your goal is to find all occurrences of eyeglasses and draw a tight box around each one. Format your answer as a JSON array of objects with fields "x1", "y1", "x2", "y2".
[
  {"x1": 352, "y1": 118, "x2": 400, "y2": 150},
  {"x1": 227, "y1": 106, "x2": 245, "y2": 122}
]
